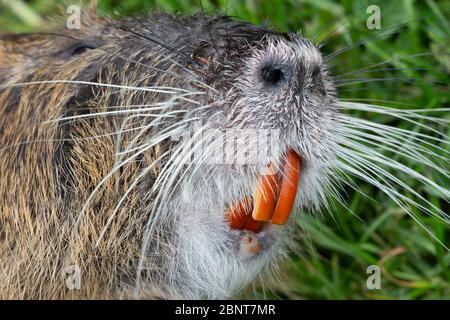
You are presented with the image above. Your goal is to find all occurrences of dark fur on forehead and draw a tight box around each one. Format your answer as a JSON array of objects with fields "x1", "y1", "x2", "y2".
[
  {"x1": 0, "y1": 12, "x2": 289, "y2": 79},
  {"x1": 121, "y1": 13, "x2": 276, "y2": 44}
]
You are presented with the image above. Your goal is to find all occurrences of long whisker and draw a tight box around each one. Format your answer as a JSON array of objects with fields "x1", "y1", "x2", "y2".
[
  {"x1": 95, "y1": 149, "x2": 173, "y2": 247},
  {"x1": 335, "y1": 125, "x2": 449, "y2": 171},
  {"x1": 328, "y1": 52, "x2": 438, "y2": 74},
  {"x1": 337, "y1": 115, "x2": 450, "y2": 150},
  {"x1": 335, "y1": 158, "x2": 449, "y2": 250},
  {"x1": 336, "y1": 139, "x2": 449, "y2": 220},
  {"x1": 338, "y1": 102, "x2": 450, "y2": 133},
  {"x1": 47, "y1": 94, "x2": 203, "y2": 124},
  {"x1": 335, "y1": 78, "x2": 449, "y2": 87},
  {"x1": 68, "y1": 115, "x2": 202, "y2": 247},
  {"x1": 0, "y1": 80, "x2": 191, "y2": 93}
]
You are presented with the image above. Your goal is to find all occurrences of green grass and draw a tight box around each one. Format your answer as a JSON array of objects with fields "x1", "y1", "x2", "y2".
[{"x1": 1, "y1": 0, "x2": 449, "y2": 299}]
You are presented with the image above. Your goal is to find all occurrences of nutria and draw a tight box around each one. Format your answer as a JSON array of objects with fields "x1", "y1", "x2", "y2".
[{"x1": 0, "y1": 7, "x2": 447, "y2": 299}]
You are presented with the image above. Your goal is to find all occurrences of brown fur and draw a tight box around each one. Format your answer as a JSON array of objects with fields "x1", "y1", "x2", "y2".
[{"x1": 0, "y1": 13, "x2": 182, "y2": 299}]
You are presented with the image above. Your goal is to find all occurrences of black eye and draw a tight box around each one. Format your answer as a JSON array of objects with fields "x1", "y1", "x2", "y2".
[
  {"x1": 71, "y1": 44, "x2": 95, "y2": 56},
  {"x1": 57, "y1": 42, "x2": 100, "y2": 59},
  {"x1": 260, "y1": 66, "x2": 283, "y2": 85}
]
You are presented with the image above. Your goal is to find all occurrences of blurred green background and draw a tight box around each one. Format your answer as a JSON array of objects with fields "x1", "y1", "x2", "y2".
[{"x1": 1, "y1": 0, "x2": 449, "y2": 299}]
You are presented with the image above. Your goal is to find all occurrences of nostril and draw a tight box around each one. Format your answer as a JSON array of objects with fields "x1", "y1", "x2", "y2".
[{"x1": 260, "y1": 66, "x2": 283, "y2": 85}]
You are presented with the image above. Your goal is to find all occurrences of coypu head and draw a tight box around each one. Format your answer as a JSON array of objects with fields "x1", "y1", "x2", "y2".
[{"x1": 0, "y1": 11, "x2": 337, "y2": 299}]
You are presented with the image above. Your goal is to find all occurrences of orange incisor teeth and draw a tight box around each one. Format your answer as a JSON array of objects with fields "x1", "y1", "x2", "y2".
[
  {"x1": 252, "y1": 150, "x2": 301, "y2": 224},
  {"x1": 225, "y1": 196, "x2": 264, "y2": 233},
  {"x1": 225, "y1": 150, "x2": 301, "y2": 232},
  {"x1": 271, "y1": 150, "x2": 301, "y2": 225},
  {"x1": 251, "y1": 164, "x2": 278, "y2": 222},
  {"x1": 225, "y1": 196, "x2": 253, "y2": 229}
]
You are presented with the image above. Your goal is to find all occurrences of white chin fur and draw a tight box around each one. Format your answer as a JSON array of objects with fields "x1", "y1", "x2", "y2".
[
  {"x1": 174, "y1": 216, "x2": 273, "y2": 299},
  {"x1": 159, "y1": 155, "x2": 329, "y2": 298}
]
